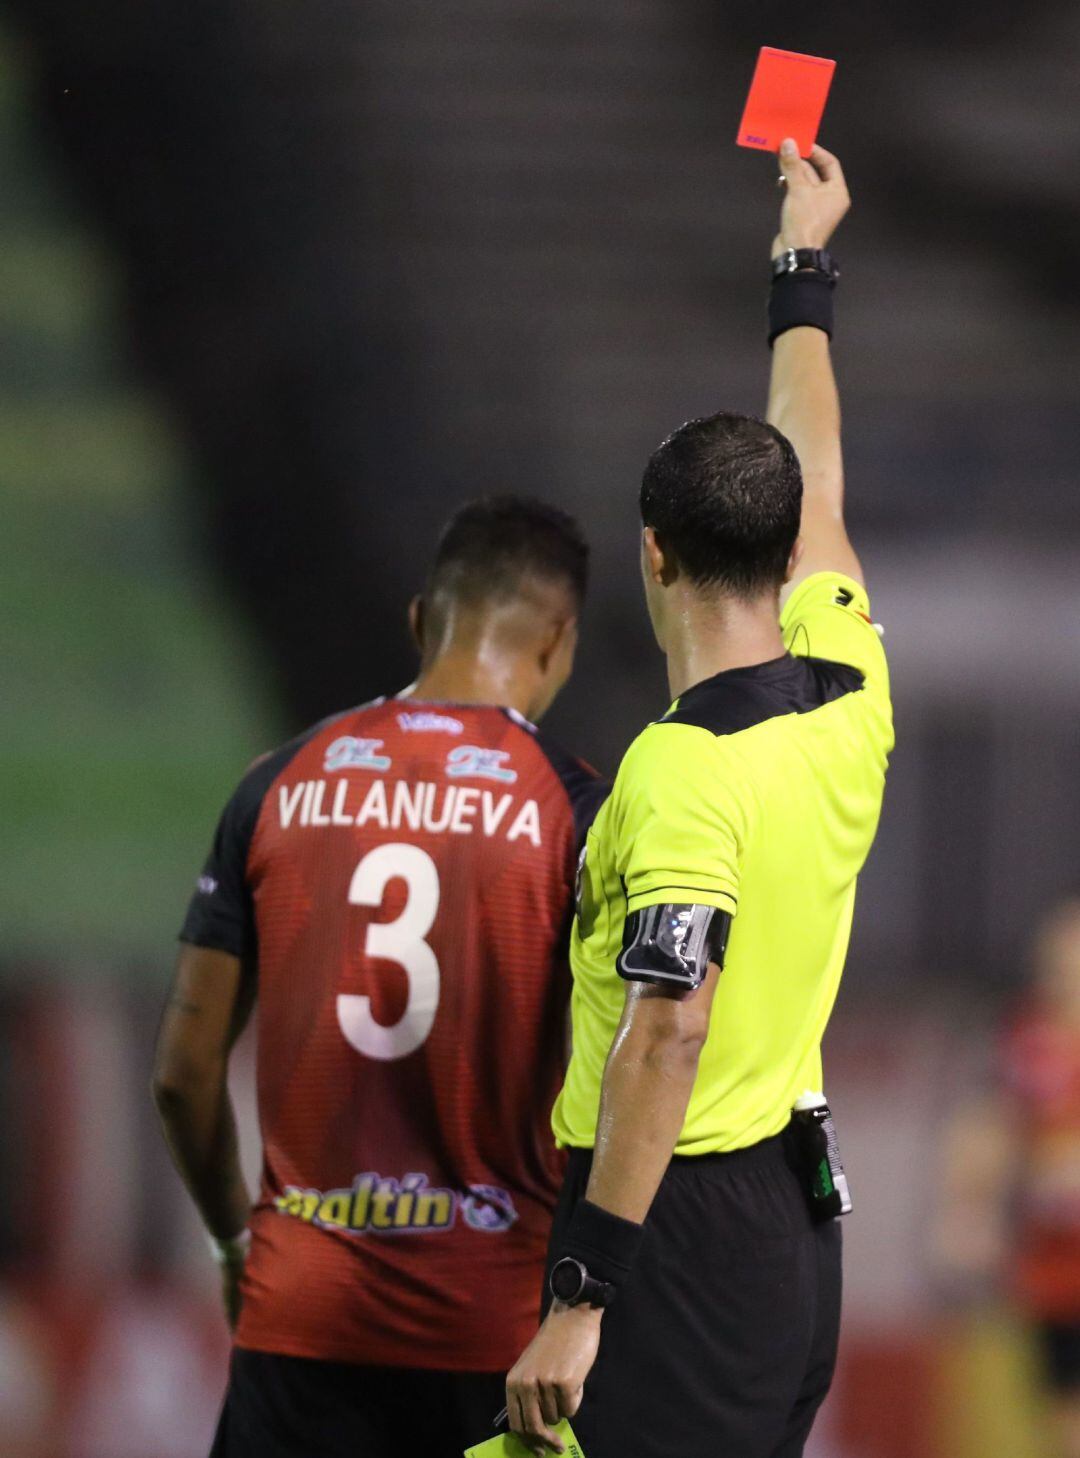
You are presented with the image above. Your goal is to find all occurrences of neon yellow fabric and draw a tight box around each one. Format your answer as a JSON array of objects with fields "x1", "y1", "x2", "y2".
[{"x1": 553, "y1": 572, "x2": 893, "y2": 1155}]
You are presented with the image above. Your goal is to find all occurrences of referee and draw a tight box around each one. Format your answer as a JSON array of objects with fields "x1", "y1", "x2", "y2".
[{"x1": 506, "y1": 142, "x2": 893, "y2": 1458}]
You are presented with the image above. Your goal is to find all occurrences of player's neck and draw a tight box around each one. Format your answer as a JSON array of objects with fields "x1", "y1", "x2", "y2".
[
  {"x1": 663, "y1": 587, "x2": 787, "y2": 700},
  {"x1": 408, "y1": 651, "x2": 541, "y2": 722}
]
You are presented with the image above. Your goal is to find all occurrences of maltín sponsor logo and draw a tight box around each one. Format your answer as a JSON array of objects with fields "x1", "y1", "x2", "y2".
[
  {"x1": 445, "y1": 746, "x2": 517, "y2": 783},
  {"x1": 461, "y1": 1184, "x2": 519, "y2": 1233},
  {"x1": 273, "y1": 1171, "x2": 519, "y2": 1236},
  {"x1": 323, "y1": 736, "x2": 392, "y2": 773},
  {"x1": 397, "y1": 711, "x2": 464, "y2": 735}
]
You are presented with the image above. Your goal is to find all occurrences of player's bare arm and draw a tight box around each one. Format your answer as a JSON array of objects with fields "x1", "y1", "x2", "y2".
[
  {"x1": 507, "y1": 968, "x2": 721, "y2": 1454},
  {"x1": 152, "y1": 943, "x2": 255, "y2": 1326},
  {"x1": 766, "y1": 140, "x2": 863, "y2": 596}
]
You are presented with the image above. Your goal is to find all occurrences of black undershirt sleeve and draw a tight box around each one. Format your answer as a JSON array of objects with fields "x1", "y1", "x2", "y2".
[
  {"x1": 530, "y1": 722, "x2": 611, "y2": 854},
  {"x1": 177, "y1": 729, "x2": 318, "y2": 959},
  {"x1": 178, "y1": 770, "x2": 266, "y2": 960}
]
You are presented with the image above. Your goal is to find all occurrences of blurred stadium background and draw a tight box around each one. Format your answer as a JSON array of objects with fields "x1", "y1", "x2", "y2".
[{"x1": 2, "y1": 1, "x2": 1079, "y2": 1453}]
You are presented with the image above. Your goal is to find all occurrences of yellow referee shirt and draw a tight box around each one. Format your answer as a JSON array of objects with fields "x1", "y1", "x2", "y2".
[{"x1": 553, "y1": 571, "x2": 893, "y2": 1156}]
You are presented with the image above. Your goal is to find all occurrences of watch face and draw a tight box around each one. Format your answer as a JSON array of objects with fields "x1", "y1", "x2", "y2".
[{"x1": 551, "y1": 1258, "x2": 585, "y2": 1304}]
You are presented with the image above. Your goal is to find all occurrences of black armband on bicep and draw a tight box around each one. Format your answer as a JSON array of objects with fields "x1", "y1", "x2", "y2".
[{"x1": 617, "y1": 904, "x2": 732, "y2": 991}]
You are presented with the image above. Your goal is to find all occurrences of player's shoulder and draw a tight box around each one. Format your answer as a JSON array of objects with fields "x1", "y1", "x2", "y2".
[
  {"x1": 504, "y1": 710, "x2": 611, "y2": 843},
  {"x1": 228, "y1": 702, "x2": 381, "y2": 811}
]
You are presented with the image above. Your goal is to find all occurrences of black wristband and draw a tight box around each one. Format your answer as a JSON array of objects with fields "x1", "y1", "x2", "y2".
[
  {"x1": 560, "y1": 1198, "x2": 646, "y2": 1287},
  {"x1": 768, "y1": 270, "x2": 835, "y2": 347}
]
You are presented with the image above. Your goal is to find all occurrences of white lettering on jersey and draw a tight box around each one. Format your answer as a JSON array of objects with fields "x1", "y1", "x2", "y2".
[
  {"x1": 277, "y1": 778, "x2": 543, "y2": 844},
  {"x1": 507, "y1": 799, "x2": 542, "y2": 847},
  {"x1": 310, "y1": 781, "x2": 331, "y2": 827},
  {"x1": 450, "y1": 787, "x2": 479, "y2": 834},
  {"x1": 331, "y1": 778, "x2": 352, "y2": 826},
  {"x1": 279, "y1": 782, "x2": 306, "y2": 829},
  {"x1": 422, "y1": 783, "x2": 453, "y2": 833},
  {"x1": 356, "y1": 779, "x2": 389, "y2": 829},
  {"x1": 481, "y1": 792, "x2": 513, "y2": 836},
  {"x1": 393, "y1": 780, "x2": 424, "y2": 830}
]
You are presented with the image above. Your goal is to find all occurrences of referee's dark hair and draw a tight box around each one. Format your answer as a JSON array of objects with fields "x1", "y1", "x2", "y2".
[
  {"x1": 428, "y1": 496, "x2": 590, "y2": 612},
  {"x1": 640, "y1": 412, "x2": 803, "y2": 598}
]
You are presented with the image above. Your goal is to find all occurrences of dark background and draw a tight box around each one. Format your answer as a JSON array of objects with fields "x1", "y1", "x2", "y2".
[{"x1": 10, "y1": 0, "x2": 1080, "y2": 984}]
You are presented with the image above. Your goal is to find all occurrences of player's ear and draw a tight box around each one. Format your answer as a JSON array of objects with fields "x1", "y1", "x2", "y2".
[
  {"x1": 538, "y1": 614, "x2": 578, "y2": 675},
  {"x1": 783, "y1": 537, "x2": 805, "y2": 586},
  {"x1": 408, "y1": 595, "x2": 425, "y2": 651}
]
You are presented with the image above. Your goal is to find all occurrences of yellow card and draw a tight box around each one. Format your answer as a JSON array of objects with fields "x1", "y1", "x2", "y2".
[{"x1": 464, "y1": 1419, "x2": 585, "y2": 1457}]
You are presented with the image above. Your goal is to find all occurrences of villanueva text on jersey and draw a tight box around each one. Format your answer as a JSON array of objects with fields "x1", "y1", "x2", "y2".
[{"x1": 277, "y1": 776, "x2": 543, "y2": 846}]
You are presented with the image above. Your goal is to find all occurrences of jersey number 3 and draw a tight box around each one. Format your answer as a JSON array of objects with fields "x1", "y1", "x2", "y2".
[{"x1": 336, "y1": 844, "x2": 441, "y2": 1060}]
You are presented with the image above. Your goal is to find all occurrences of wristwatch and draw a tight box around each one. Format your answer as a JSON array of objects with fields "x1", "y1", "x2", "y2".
[
  {"x1": 549, "y1": 1256, "x2": 617, "y2": 1309},
  {"x1": 770, "y1": 247, "x2": 840, "y2": 283}
]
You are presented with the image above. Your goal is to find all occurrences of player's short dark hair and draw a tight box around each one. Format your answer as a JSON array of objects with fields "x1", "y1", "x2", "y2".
[
  {"x1": 428, "y1": 496, "x2": 589, "y2": 612},
  {"x1": 639, "y1": 412, "x2": 803, "y2": 596}
]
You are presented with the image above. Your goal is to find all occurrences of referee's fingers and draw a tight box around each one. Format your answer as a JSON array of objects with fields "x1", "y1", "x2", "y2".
[
  {"x1": 557, "y1": 1380, "x2": 585, "y2": 1418},
  {"x1": 777, "y1": 139, "x2": 804, "y2": 187},
  {"x1": 511, "y1": 1385, "x2": 565, "y2": 1454},
  {"x1": 809, "y1": 142, "x2": 844, "y2": 187},
  {"x1": 538, "y1": 1380, "x2": 561, "y2": 1429},
  {"x1": 778, "y1": 139, "x2": 818, "y2": 189}
]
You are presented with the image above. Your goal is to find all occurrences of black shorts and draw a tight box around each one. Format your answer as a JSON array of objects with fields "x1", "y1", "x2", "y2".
[
  {"x1": 1038, "y1": 1321, "x2": 1080, "y2": 1393},
  {"x1": 547, "y1": 1135, "x2": 842, "y2": 1458},
  {"x1": 209, "y1": 1349, "x2": 506, "y2": 1458}
]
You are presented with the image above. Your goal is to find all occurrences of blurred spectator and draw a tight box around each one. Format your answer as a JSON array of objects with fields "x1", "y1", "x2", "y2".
[
  {"x1": 0, "y1": 1286, "x2": 57, "y2": 1458},
  {"x1": 936, "y1": 900, "x2": 1080, "y2": 1458}
]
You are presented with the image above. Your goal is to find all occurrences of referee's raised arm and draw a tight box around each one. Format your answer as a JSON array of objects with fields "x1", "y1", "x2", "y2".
[
  {"x1": 507, "y1": 142, "x2": 893, "y2": 1458},
  {"x1": 766, "y1": 140, "x2": 863, "y2": 595}
]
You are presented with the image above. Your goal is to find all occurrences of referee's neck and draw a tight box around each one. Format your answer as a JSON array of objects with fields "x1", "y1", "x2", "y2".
[{"x1": 663, "y1": 587, "x2": 786, "y2": 700}]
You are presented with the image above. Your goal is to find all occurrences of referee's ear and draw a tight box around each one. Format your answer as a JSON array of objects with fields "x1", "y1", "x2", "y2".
[
  {"x1": 642, "y1": 527, "x2": 676, "y2": 586},
  {"x1": 783, "y1": 538, "x2": 805, "y2": 586}
]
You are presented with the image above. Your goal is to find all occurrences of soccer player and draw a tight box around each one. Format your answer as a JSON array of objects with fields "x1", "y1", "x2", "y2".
[
  {"x1": 506, "y1": 141, "x2": 893, "y2": 1458},
  {"x1": 936, "y1": 899, "x2": 1080, "y2": 1458},
  {"x1": 152, "y1": 498, "x2": 608, "y2": 1458}
]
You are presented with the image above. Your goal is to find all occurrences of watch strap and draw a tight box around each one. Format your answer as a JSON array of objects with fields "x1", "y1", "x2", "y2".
[{"x1": 770, "y1": 247, "x2": 839, "y2": 283}]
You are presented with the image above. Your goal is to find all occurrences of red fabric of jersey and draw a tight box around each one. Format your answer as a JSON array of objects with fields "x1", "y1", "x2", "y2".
[{"x1": 206, "y1": 701, "x2": 602, "y2": 1370}]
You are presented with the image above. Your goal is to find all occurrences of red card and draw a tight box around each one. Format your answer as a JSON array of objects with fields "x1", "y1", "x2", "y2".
[{"x1": 736, "y1": 47, "x2": 836, "y2": 158}]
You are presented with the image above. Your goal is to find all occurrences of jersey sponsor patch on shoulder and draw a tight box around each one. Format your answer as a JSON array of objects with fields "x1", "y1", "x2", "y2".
[
  {"x1": 445, "y1": 746, "x2": 517, "y2": 783},
  {"x1": 323, "y1": 736, "x2": 392, "y2": 773}
]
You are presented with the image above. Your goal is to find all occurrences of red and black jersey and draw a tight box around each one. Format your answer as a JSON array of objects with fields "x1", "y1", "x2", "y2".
[
  {"x1": 1000, "y1": 1006, "x2": 1080, "y2": 1319},
  {"x1": 180, "y1": 698, "x2": 607, "y2": 1371}
]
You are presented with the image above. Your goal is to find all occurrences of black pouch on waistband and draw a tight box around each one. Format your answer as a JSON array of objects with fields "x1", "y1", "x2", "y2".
[{"x1": 788, "y1": 1094, "x2": 853, "y2": 1223}]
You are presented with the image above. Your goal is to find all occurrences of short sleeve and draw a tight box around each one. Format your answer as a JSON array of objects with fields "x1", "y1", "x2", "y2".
[
  {"x1": 531, "y1": 723, "x2": 612, "y2": 856},
  {"x1": 781, "y1": 571, "x2": 889, "y2": 696},
  {"x1": 613, "y1": 727, "x2": 740, "y2": 919},
  {"x1": 178, "y1": 764, "x2": 268, "y2": 958}
]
